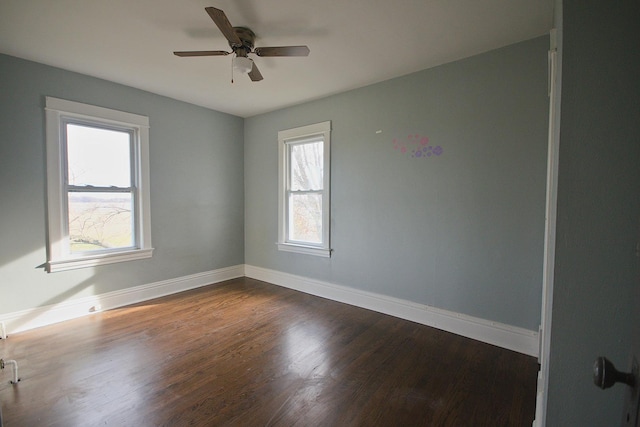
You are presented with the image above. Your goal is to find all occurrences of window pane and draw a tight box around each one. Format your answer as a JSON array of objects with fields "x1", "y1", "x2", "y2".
[
  {"x1": 290, "y1": 141, "x2": 323, "y2": 191},
  {"x1": 288, "y1": 193, "x2": 322, "y2": 244},
  {"x1": 68, "y1": 192, "x2": 133, "y2": 253},
  {"x1": 66, "y1": 123, "x2": 131, "y2": 187}
]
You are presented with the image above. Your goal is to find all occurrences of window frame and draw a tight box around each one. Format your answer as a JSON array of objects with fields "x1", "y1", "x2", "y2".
[
  {"x1": 45, "y1": 97, "x2": 153, "y2": 272},
  {"x1": 277, "y1": 121, "x2": 331, "y2": 257}
]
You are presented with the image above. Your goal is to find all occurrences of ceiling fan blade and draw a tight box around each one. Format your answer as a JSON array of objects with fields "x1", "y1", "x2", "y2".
[
  {"x1": 174, "y1": 50, "x2": 230, "y2": 57},
  {"x1": 205, "y1": 7, "x2": 242, "y2": 47},
  {"x1": 248, "y1": 62, "x2": 263, "y2": 81},
  {"x1": 254, "y1": 46, "x2": 310, "y2": 57}
]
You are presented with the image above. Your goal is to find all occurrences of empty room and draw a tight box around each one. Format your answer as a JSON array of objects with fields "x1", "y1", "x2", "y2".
[{"x1": 1, "y1": 1, "x2": 639, "y2": 426}]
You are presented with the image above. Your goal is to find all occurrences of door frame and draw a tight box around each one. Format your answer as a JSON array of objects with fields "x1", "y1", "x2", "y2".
[{"x1": 534, "y1": 28, "x2": 561, "y2": 427}]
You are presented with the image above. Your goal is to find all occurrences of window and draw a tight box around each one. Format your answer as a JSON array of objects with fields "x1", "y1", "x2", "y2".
[
  {"x1": 45, "y1": 97, "x2": 152, "y2": 272},
  {"x1": 278, "y1": 121, "x2": 331, "y2": 257}
]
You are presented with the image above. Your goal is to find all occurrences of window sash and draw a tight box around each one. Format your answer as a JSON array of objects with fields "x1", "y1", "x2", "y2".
[
  {"x1": 286, "y1": 190, "x2": 323, "y2": 245},
  {"x1": 63, "y1": 120, "x2": 134, "y2": 187},
  {"x1": 67, "y1": 190, "x2": 136, "y2": 254},
  {"x1": 285, "y1": 140, "x2": 325, "y2": 246},
  {"x1": 287, "y1": 138, "x2": 324, "y2": 192},
  {"x1": 62, "y1": 119, "x2": 140, "y2": 255}
]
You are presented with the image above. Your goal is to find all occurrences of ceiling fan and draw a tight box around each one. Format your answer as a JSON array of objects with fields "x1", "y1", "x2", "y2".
[{"x1": 174, "y1": 7, "x2": 310, "y2": 82}]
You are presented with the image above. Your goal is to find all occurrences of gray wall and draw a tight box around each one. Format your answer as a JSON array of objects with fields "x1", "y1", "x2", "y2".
[
  {"x1": 1, "y1": 36, "x2": 549, "y2": 336},
  {"x1": 0, "y1": 54, "x2": 244, "y2": 316},
  {"x1": 245, "y1": 37, "x2": 549, "y2": 331},
  {"x1": 547, "y1": 0, "x2": 640, "y2": 425}
]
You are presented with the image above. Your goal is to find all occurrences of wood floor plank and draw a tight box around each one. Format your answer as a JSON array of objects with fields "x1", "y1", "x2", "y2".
[{"x1": 0, "y1": 277, "x2": 538, "y2": 426}]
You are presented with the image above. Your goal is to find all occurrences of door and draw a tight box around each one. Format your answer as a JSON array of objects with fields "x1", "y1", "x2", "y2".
[{"x1": 538, "y1": 1, "x2": 640, "y2": 425}]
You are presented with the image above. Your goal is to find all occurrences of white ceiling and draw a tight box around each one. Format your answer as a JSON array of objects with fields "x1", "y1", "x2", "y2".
[{"x1": 0, "y1": 0, "x2": 553, "y2": 118}]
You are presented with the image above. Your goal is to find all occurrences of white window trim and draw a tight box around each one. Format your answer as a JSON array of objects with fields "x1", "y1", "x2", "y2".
[
  {"x1": 45, "y1": 97, "x2": 153, "y2": 272},
  {"x1": 277, "y1": 121, "x2": 331, "y2": 257}
]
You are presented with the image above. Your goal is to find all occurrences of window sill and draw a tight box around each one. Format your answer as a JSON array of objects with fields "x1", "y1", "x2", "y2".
[
  {"x1": 277, "y1": 243, "x2": 331, "y2": 258},
  {"x1": 47, "y1": 248, "x2": 154, "y2": 273}
]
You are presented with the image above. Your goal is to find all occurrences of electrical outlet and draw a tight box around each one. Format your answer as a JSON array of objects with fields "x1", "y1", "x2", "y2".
[{"x1": 622, "y1": 356, "x2": 639, "y2": 426}]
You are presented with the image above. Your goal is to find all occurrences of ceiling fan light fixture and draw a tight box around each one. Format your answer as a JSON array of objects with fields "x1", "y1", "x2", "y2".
[{"x1": 233, "y1": 56, "x2": 253, "y2": 74}]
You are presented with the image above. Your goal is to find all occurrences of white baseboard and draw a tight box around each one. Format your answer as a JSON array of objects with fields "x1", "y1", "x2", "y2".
[
  {"x1": 1, "y1": 264, "x2": 539, "y2": 357},
  {"x1": 0, "y1": 265, "x2": 245, "y2": 335},
  {"x1": 245, "y1": 265, "x2": 539, "y2": 357}
]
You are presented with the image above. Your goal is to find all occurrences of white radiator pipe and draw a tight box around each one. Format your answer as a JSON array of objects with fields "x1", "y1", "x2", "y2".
[
  {"x1": 0, "y1": 359, "x2": 19, "y2": 384},
  {"x1": 0, "y1": 322, "x2": 6, "y2": 339}
]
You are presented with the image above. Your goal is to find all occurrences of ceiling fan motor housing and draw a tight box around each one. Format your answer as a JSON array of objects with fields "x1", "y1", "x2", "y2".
[{"x1": 231, "y1": 27, "x2": 256, "y2": 57}]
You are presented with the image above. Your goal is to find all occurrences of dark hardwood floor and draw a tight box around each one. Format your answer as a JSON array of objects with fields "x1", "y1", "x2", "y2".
[{"x1": 0, "y1": 277, "x2": 538, "y2": 426}]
